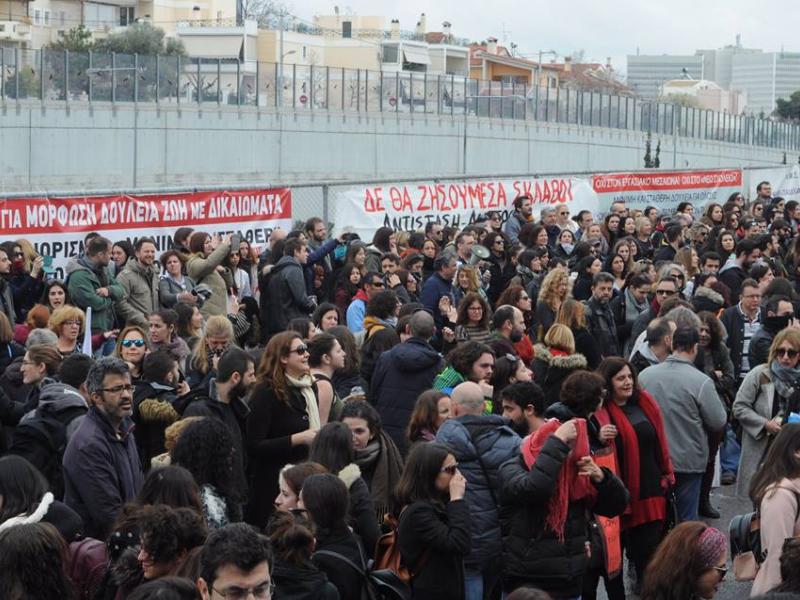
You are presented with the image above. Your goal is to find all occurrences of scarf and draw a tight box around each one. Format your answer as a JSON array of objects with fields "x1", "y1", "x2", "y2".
[
  {"x1": 520, "y1": 418, "x2": 593, "y2": 541},
  {"x1": 286, "y1": 373, "x2": 321, "y2": 430},
  {"x1": 0, "y1": 492, "x2": 53, "y2": 532},
  {"x1": 355, "y1": 431, "x2": 404, "y2": 522},
  {"x1": 770, "y1": 360, "x2": 800, "y2": 406},
  {"x1": 598, "y1": 391, "x2": 674, "y2": 529}
]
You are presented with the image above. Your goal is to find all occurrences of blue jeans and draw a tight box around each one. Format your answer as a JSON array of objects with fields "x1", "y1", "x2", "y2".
[
  {"x1": 720, "y1": 423, "x2": 741, "y2": 476},
  {"x1": 674, "y1": 472, "x2": 704, "y2": 522},
  {"x1": 464, "y1": 570, "x2": 483, "y2": 600}
]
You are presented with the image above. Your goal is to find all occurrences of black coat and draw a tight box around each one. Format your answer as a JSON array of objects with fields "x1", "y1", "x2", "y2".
[
  {"x1": 338, "y1": 463, "x2": 381, "y2": 556},
  {"x1": 573, "y1": 327, "x2": 602, "y2": 371},
  {"x1": 498, "y1": 436, "x2": 629, "y2": 597},
  {"x1": 272, "y1": 559, "x2": 340, "y2": 600},
  {"x1": 245, "y1": 381, "x2": 313, "y2": 529},
  {"x1": 719, "y1": 264, "x2": 747, "y2": 304},
  {"x1": 720, "y1": 305, "x2": 751, "y2": 380},
  {"x1": 398, "y1": 499, "x2": 472, "y2": 600},
  {"x1": 531, "y1": 345, "x2": 589, "y2": 407},
  {"x1": 312, "y1": 526, "x2": 367, "y2": 600},
  {"x1": 371, "y1": 337, "x2": 443, "y2": 453},
  {"x1": 262, "y1": 256, "x2": 316, "y2": 336},
  {"x1": 132, "y1": 380, "x2": 180, "y2": 471}
]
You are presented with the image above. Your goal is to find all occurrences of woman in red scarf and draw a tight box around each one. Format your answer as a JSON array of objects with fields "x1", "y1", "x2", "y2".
[{"x1": 595, "y1": 357, "x2": 675, "y2": 595}]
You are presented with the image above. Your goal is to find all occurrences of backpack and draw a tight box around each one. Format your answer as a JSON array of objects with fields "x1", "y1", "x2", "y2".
[
  {"x1": 68, "y1": 537, "x2": 109, "y2": 600},
  {"x1": 314, "y1": 540, "x2": 411, "y2": 600},
  {"x1": 7, "y1": 405, "x2": 86, "y2": 499}
]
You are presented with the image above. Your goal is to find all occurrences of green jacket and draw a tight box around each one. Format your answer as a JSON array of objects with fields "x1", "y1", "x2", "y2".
[{"x1": 66, "y1": 258, "x2": 126, "y2": 333}]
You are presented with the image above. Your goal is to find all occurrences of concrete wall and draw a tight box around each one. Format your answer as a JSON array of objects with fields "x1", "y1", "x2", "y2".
[{"x1": 0, "y1": 101, "x2": 790, "y2": 194}]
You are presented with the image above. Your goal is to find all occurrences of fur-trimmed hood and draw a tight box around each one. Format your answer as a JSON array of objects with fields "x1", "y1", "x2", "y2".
[
  {"x1": 533, "y1": 344, "x2": 588, "y2": 370},
  {"x1": 338, "y1": 463, "x2": 362, "y2": 489},
  {"x1": 692, "y1": 285, "x2": 724, "y2": 311}
]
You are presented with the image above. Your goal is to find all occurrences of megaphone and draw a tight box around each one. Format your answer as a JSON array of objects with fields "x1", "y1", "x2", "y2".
[{"x1": 468, "y1": 244, "x2": 490, "y2": 266}]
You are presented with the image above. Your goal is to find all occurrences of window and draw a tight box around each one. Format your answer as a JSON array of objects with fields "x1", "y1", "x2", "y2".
[
  {"x1": 60, "y1": 11, "x2": 65, "y2": 26},
  {"x1": 302, "y1": 46, "x2": 306, "y2": 60},
  {"x1": 342, "y1": 21, "x2": 351, "y2": 38},
  {"x1": 119, "y1": 7, "x2": 134, "y2": 26},
  {"x1": 44, "y1": 10, "x2": 51, "y2": 25},
  {"x1": 382, "y1": 45, "x2": 399, "y2": 63},
  {"x1": 34, "y1": 9, "x2": 41, "y2": 25}
]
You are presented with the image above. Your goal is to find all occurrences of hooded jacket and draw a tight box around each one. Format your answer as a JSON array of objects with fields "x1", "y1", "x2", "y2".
[
  {"x1": 718, "y1": 259, "x2": 747, "y2": 304},
  {"x1": 132, "y1": 380, "x2": 181, "y2": 470},
  {"x1": 66, "y1": 257, "x2": 127, "y2": 332},
  {"x1": 271, "y1": 559, "x2": 340, "y2": 600},
  {"x1": 116, "y1": 259, "x2": 160, "y2": 328},
  {"x1": 370, "y1": 337, "x2": 444, "y2": 453},
  {"x1": 531, "y1": 345, "x2": 588, "y2": 407},
  {"x1": 435, "y1": 415, "x2": 520, "y2": 571},
  {"x1": 0, "y1": 276, "x2": 17, "y2": 326},
  {"x1": 691, "y1": 285, "x2": 725, "y2": 314},
  {"x1": 263, "y1": 255, "x2": 316, "y2": 336},
  {"x1": 21, "y1": 380, "x2": 88, "y2": 441}
]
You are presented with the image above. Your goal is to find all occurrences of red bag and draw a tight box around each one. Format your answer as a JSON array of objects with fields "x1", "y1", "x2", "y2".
[{"x1": 68, "y1": 538, "x2": 109, "y2": 600}]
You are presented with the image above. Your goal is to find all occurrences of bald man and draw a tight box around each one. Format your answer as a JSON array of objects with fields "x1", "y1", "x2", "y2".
[{"x1": 436, "y1": 381, "x2": 520, "y2": 600}]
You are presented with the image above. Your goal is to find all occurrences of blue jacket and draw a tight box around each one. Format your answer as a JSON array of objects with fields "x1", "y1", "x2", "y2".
[
  {"x1": 304, "y1": 238, "x2": 339, "y2": 295},
  {"x1": 436, "y1": 414, "x2": 520, "y2": 570},
  {"x1": 420, "y1": 273, "x2": 453, "y2": 329},
  {"x1": 62, "y1": 406, "x2": 143, "y2": 540},
  {"x1": 370, "y1": 338, "x2": 443, "y2": 453}
]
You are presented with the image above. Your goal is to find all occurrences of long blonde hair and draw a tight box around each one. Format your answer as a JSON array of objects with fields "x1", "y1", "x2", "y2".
[
  {"x1": 191, "y1": 316, "x2": 234, "y2": 375},
  {"x1": 538, "y1": 268, "x2": 570, "y2": 310}
]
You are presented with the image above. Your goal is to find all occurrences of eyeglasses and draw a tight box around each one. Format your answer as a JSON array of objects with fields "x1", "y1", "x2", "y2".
[
  {"x1": 712, "y1": 566, "x2": 728, "y2": 580},
  {"x1": 776, "y1": 348, "x2": 800, "y2": 359},
  {"x1": 121, "y1": 339, "x2": 146, "y2": 348},
  {"x1": 100, "y1": 384, "x2": 135, "y2": 394},
  {"x1": 13, "y1": 251, "x2": 24, "y2": 257},
  {"x1": 63, "y1": 319, "x2": 81, "y2": 326},
  {"x1": 370, "y1": 280, "x2": 384, "y2": 288},
  {"x1": 289, "y1": 345, "x2": 309, "y2": 355},
  {"x1": 559, "y1": 211, "x2": 569, "y2": 216},
  {"x1": 212, "y1": 581, "x2": 275, "y2": 600},
  {"x1": 656, "y1": 289, "x2": 677, "y2": 297},
  {"x1": 468, "y1": 305, "x2": 483, "y2": 312},
  {"x1": 440, "y1": 463, "x2": 459, "y2": 475}
]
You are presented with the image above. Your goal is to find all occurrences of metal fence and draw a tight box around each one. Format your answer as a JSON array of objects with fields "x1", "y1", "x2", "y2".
[{"x1": 3, "y1": 47, "x2": 800, "y2": 151}]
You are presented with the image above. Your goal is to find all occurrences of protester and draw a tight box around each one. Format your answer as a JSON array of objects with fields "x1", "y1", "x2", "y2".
[{"x1": 407, "y1": 389, "x2": 452, "y2": 446}]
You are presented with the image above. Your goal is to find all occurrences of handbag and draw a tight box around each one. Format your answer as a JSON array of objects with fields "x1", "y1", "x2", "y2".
[{"x1": 663, "y1": 487, "x2": 679, "y2": 535}]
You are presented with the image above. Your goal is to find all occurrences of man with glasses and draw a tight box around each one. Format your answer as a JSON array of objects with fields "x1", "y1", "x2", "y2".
[
  {"x1": 346, "y1": 270, "x2": 385, "y2": 333},
  {"x1": 198, "y1": 522, "x2": 274, "y2": 600},
  {"x1": 425, "y1": 221, "x2": 445, "y2": 246},
  {"x1": 0, "y1": 246, "x2": 15, "y2": 326},
  {"x1": 435, "y1": 381, "x2": 520, "y2": 600},
  {"x1": 721, "y1": 278, "x2": 762, "y2": 383},
  {"x1": 554, "y1": 203, "x2": 577, "y2": 234},
  {"x1": 62, "y1": 357, "x2": 143, "y2": 539},
  {"x1": 575, "y1": 210, "x2": 594, "y2": 240},
  {"x1": 628, "y1": 275, "x2": 679, "y2": 351}
]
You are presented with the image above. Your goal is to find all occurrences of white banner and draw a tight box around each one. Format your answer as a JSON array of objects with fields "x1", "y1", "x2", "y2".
[{"x1": 747, "y1": 165, "x2": 800, "y2": 202}]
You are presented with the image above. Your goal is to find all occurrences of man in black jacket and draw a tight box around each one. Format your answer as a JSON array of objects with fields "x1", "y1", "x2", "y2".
[
  {"x1": 718, "y1": 238, "x2": 761, "y2": 304},
  {"x1": 653, "y1": 223, "x2": 683, "y2": 264},
  {"x1": 749, "y1": 295, "x2": 796, "y2": 369},
  {"x1": 370, "y1": 311, "x2": 443, "y2": 453},
  {"x1": 720, "y1": 278, "x2": 762, "y2": 382},
  {"x1": 263, "y1": 238, "x2": 317, "y2": 337},
  {"x1": 584, "y1": 272, "x2": 620, "y2": 358}
]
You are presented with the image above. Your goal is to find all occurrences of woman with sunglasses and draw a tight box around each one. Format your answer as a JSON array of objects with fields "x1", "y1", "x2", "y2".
[
  {"x1": 641, "y1": 522, "x2": 728, "y2": 600},
  {"x1": 733, "y1": 329, "x2": 800, "y2": 499},
  {"x1": 395, "y1": 442, "x2": 470, "y2": 600},
  {"x1": 483, "y1": 231, "x2": 516, "y2": 304},
  {"x1": 113, "y1": 325, "x2": 150, "y2": 382},
  {"x1": 245, "y1": 331, "x2": 319, "y2": 529}
]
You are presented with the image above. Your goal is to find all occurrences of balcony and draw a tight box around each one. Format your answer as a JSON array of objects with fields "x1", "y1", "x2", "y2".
[{"x1": 0, "y1": 19, "x2": 31, "y2": 43}]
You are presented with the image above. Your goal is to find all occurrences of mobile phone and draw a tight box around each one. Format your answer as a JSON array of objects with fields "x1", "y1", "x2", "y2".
[{"x1": 231, "y1": 233, "x2": 242, "y2": 249}]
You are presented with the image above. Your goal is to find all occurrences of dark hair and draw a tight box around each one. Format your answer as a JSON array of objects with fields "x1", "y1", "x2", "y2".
[
  {"x1": 513, "y1": 193, "x2": 531, "y2": 210},
  {"x1": 380, "y1": 253, "x2": 400, "y2": 266},
  {"x1": 0, "y1": 522, "x2": 74, "y2": 599},
  {"x1": 0, "y1": 455, "x2": 48, "y2": 524},
  {"x1": 501, "y1": 381, "x2": 545, "y2": 416},
  {"x1": 142, "y1": 349, "x2": 178, "y2": 383},
  {"x1": 327, "y1": 326, "x2": 359, "y2": 378},
  {"x1": 309, "y1": 422, "x2": 354, "y2": 474},
  {"x1": 86, "y1": 356, "x2": 130, "y2": 396},
  {"x1": 135, "y1": 465, "x2": 203, "y2": 513},
  {"x1": 199, "y1": 523, "x2": 273, "y2": 589},
  {"x1": 58, "y1": 353, "x2": 93, "y2": 389},
  {"x1": 394, "y1": 442, "x2": 451, "y2": 506},
  {"x1": 128, "y1": 577, "x2": 202, "y2": 600},
  {"x1": 697, "y1": 312, "x2": 726, "y2": 350},
  {"x1": 749, "y1": 263, "x2": 772, "y2": 282},
  {"x1": 518, "y1": 224, "x2": 546, "y2": 249},
  {"x1": 372, "y1": 227, "x2": 395, "y2": 252},
  {"x1": 304, "y1": 217, "x2": 323, "y2": 234},
  {"x1": 597, "y1": 357, "x2": 640, "y2": 404},
  {"x1": 172, "y1": 419, "x2": 244, "y2": 521},
  {"x1": 361, "y1": 270, "x2": 382, "y2": 290},
  {"x1": 188, "y1": 231, "x2": 210, "y2": 255},
  {"x1": 433, "y1": 254, "x2": 455, "y2": 273},
  {"x1": 138, "y1": 504, "x2": 207, "y2": 564},
  {"x1": 312, "y1": 303, "x2": 342, "y2": 329},
  {"x1": 134, "y1": 237, "x2": 156, "y2": 252},
  {"x1": 765, "y1": 277, "x2": 797, "y2": 300},
  {"x1": 492, "y1": 305, "x2": 515, "y2": 332},
  {"x1": 300, "y1": 473, "x2": 349, "y2": 538},
  {"x1": 281, "y1": 462, "x2": 328, "y2": 496},
  {"x1": 266, "y1": 510, "x2": 316, "y2": 566},
  {"x1": 407, "y1": 390, "x2": 448, "y2": 443},
  {"x1": 456, "y1": 292, "x2": 491, "y2": 328},
  {"x1": 366, "y1": 290, "x2": 398, "y2": 321},
  {"x1": 560, "y1": 371, "x2": 604, "y2": 418},
  {"x1": 284, "y1": 238, "x2": 306, "y2": 258},
  {"x1": 174, "y1": 302, "x2": 198, "y2": 339},
  {"x1": 765, "y1": 295, "x2": 793, "y2": 316},
  {"x1": 287, "y1": 317, "x2": 315, "y2": 339},
  {"x1": 307, "y1": 333, "x2": 338, "y2": 368},
  {"x1": 750, "y1": 424, "x2": 800, "y2": 507},
  {"x1": 173, "y1": 227, "x2": 194, "y2": 247},
  {"x1": 774, "y1": 537, "x2": 800, "y2": 593},
  {"x1": 700, "y1": 251, "x2": 720, "y2": 265},
  {"x1": 40, "y1": 279, "x2": 71, "y2": 308},
  {"x1": 592, "y1": 271, "x2": 614, "y2": 287},
  {"x1": 86, "y1": 235, "x2": 111, "y2": 256},
  {"x1": 672, "y1": 327, "x2": 700, "y2": 352},
  {"x1": 341, "y1": 400, "x2": 382, "y2": 436},
  {"x1": 113, "y1": 239, "x2": 135, "y2": 261},
  {"x1": 736, "y1": 238, "x2": 759, "y2": 258},
  {"x1": 664, "y1": 224, "x2": 683, "y2": 243},
  {"x1": 217, "y1": 347, "x2": 253, "y2": 384},
  {"x1": 445, "y1": 340, "x2": 494, "y2": 378}
]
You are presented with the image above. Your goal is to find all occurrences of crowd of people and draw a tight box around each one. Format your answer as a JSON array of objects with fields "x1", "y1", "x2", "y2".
[{"x1": 3, "y1": 183, "x2": 800, "y2": 599}]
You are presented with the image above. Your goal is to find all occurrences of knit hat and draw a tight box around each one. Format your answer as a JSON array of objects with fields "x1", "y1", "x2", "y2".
[{"x1": 696, "y1": 527, "x2": 727, "y2": 569}]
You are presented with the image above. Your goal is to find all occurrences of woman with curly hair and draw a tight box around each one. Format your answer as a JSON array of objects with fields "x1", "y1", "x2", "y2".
[
  {"x1": 453, "y1": 264, "x2": 487, "y2": 308},
  {"x1": 534, "y1": 267, "x2": 570, "y2": 342},
  {"x1": 171, "y1": 418, "x2": 245, "y2": 529},
  {"x1": 453, "y1": 292, "x2": 493, "y2": 345},
  {"x1": 556, "y1": 298, "x2": 602, "y2": 370},
  {"x1": 136, "y1": 504, "x2": 207, "y2": 582},
  {"x1": 245, "y1": 331, "x2": 319, "y2": 529}
]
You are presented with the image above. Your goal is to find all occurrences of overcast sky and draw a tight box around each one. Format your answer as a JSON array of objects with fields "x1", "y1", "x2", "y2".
[{"x1": 293, "y1": 0, "x2": 798, "y2": 76}]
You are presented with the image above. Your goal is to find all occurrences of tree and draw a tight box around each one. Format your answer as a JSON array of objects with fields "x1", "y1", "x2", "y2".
[
  {"x1": 94, "y1": 22, "x2": 185, "y2": 56},
  {"x1": 570, "y1": 49, "x2": 586, "y2": 63},
  {"x1": 47, "y1": 25, "x2": 93, "y2": 52},
  {"x1": 775, "y1": 91, "x2": 800, "y2": 120},
  {"x1": 242, "y1": 0, "x2": 292, "y2": 27}
]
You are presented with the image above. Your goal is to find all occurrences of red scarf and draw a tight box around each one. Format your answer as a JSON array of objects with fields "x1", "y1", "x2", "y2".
[
  {"x1": 521, "y1": 418, "x2": 594, "y2": 541},
  {"x1": 600, "y1": 390, "x2": 675, "y2": 529}
]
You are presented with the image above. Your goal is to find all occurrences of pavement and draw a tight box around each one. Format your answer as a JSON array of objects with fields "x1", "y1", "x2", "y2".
[{"x1": 595, "y1": 481, "x2": 753, "y2": 599}]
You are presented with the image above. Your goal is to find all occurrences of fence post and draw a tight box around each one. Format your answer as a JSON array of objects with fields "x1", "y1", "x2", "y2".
[
  {"x1": 111, "y1": 52, "x2": 116, "y2": 103},
  {"x1": 395, "y1": 72, "x2": 399, "y2": 114},
  {"x1": 325, "y1": 65, "x2": 329, "y2": 109},
  {"x1": 64, "y1": 50, "x2": 69, "y2": 102},
  {"x1": 255, "y1": 60, "x2": 260, "y2": 108},
  {"x1": 14, "y1": 47, "x2": 19, "y2": 100},
  {"x1": 309, "y1": 64, "x2": 313, "y2": 111},
  {"x1": 450, "y1": 74, "x2": 454, "y2": 117},
  {"x1": 39, "y1": 48, "x2": 44, "y2": 102},
  {"x1": 197, "y1": 58, "x2": 201, "y2": 105},
  {"x1": 322, "y1": 184, "x2": 329, "y2": 228},
  {"x1": 87, "y1": 50, "x2": 92, "y2": 102},
  {"x1": 217, "y1": 59, "x2": 221, "y2": 106},
  {"x1": 176, "y1": 55, "x2": 181, "y2": 105},
  {"x1": 134, "y1": 53, "x2": 138, "y2": 103},
  {"x1": 155, "y1": 54, "x2": 159, "y2": 104},
  {"x1": 409, "y1": 72, "x2": 414, "y2": 113},
  {"x1": 236, "y1": 60, "x2": 241, "y2": 106},
  {"x1": 379, "y1": 70, "x2": 383, "y2": 112},
  {"x1": 341, "y1": 67, "x2": 345, "y2": 111}
]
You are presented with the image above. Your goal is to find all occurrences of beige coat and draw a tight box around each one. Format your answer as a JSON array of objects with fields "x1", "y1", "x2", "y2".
[
  {"x1": 116, "y1": 259, "x2": 159, "y2": 328},
  {"x1": 186, "y1": 242, "x2": 231, "y2": 319},
  {"x1": 733, "y1": 365, "x2": 776, "y2": 498},
  {"x1": 751, "y1": 478, "x2": 800, "y2": 596}
]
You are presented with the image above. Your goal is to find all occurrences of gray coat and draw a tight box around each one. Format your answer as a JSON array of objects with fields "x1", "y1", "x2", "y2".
[
  {"x1": 159, "y1": 275, "x2": 197, "y2": 308},
  {"x1": 732, "y1": 364, "x2": 776, "y2": 497},
  {"x1": 638, "y1": 355, "x2": 727, "y2": 473},
  {"x1": 435, "y1": 414, "x2": 520, "y2": 570},
  {"x1": 117, "y1": 259, "x2": 159, "y2": 327}
]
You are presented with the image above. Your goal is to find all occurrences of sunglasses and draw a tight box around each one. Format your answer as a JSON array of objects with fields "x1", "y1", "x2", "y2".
[
  {"x1": 776, "y1": 348, "x2": 799, "y2": 359},
  {"x1": 656, "y1": 289, "x2": 677, "y2": 297},
  {"x1": 121, "y1": 339, "x2": 146, "y2": 348},
  {"x1": 371, "y1": 281, "x2": 384, "y2": 288},
  {"x1": 440, "y1": 463, "x2": 459, "y2": 475},
  {"x1": 289, "y1": 345, "x2": 309, "y2": 355}
]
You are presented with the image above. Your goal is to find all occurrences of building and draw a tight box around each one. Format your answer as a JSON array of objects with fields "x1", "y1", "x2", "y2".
[
  {"x1": 695, "y1": 41, "x2": 762, "y2": 89},
  {"x1": 550, "y1": 57, "x2": 633, "y2": 96},
  {"x1": 626, "y1": 54, "x2": 704, "y2": 98},
  {"x1": 731, "y1": 51, "x2": 800, "y2": 115},
  {"x1": 469, "y1": 38, "x2": 561, "y2": 86},
  {"x1": 661, "y1": 78, "x2": 746, "y2": 113},
  {"x1": 381, "y1": 15, "x2": 468, "y2": 77},
  {"x1": 0, "y1": 0, "x2": 32, "y2": 48}
]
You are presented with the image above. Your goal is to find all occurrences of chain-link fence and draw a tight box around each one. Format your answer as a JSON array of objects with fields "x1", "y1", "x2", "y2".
[{"x1": 2, "y1": 47, "x2": 800, "y2": 151}]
